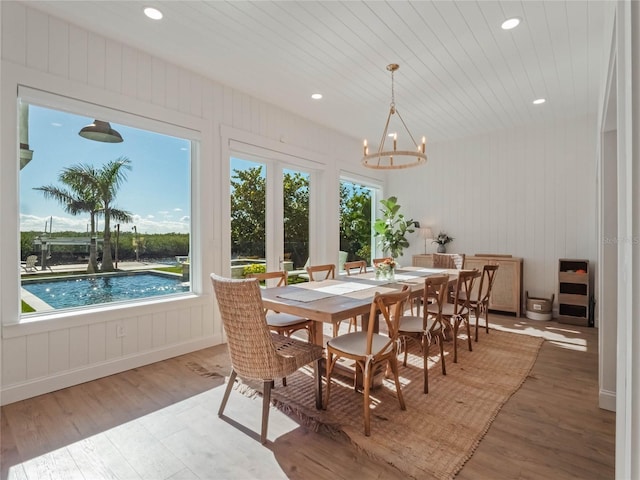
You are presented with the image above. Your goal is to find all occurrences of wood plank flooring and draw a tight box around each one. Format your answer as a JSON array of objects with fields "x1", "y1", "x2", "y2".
[{"x1": 1, "y1": 314, "x2": 615, "y2": 480}]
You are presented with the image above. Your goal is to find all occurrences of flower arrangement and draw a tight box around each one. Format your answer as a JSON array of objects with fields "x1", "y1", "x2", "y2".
[
  {"x1": 432, "y1": 231, "x2": 454, "y2": 253},
  {"x1": 432, "y1": 231, "x2": 454, "y2": 246},
  {"x1": 375, "y1": 257, "x2": 396, "y2": 281}
]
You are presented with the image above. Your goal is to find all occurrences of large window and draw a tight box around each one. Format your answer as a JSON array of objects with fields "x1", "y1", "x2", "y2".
[
  {"x1": 340, "y1": 179, "x2": 377, "y2": 265},
  {"x1": 19, "y1": 94, "x2": 193, "y2": 316},
  {"x1": 230, "y1": 156, "x2": 310, "y2": 279}
]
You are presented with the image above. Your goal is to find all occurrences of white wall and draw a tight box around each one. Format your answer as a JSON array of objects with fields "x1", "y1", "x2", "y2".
[
  {"x1": 0, "y1": 2, "x2": 378, "y2": 405},
  {"x1": 389, "y1": 117, "x2": 598, "y2": 315}
]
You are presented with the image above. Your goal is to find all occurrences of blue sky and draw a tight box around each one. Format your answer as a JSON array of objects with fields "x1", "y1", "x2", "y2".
[{"x1": 20, "y1": 105, "x2": 190, "y2": 234}]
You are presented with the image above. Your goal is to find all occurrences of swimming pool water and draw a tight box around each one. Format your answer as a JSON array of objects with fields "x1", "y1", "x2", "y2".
[{"x1": 22, "y1": 273, "x2": 189, "y2": 309}]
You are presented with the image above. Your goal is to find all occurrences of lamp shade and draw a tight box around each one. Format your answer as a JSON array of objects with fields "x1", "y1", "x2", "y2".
[
  {"x1": 419, "y1": 227, "x2": 434, "y2": 239},
  {"x1": 79, "y1": 120, "x2": 123, "y2": 143}
]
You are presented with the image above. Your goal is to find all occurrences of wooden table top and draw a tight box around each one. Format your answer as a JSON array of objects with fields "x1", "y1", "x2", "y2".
[{"x1": 260, "y1": 266, "x2": 463, "y2": 325}]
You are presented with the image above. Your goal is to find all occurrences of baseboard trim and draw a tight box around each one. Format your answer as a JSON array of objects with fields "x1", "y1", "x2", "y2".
[
  {"x1": 0, "y1": 336, "x2": 221, "y2": 406},
  {"x1": 599, "y1": 389, "x2": 616, "y2": 411}
]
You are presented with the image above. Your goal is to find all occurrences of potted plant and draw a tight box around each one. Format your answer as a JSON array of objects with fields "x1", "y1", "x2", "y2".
[
  {"x1": 433, "y1": 231, "x2": 454, "y2": 253},
  {"x1": 373, "y1": 196, "x2": 418, "y2": 260}
]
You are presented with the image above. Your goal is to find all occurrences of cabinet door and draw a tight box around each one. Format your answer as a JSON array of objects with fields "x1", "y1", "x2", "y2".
[
  {"x1": 412, "y1": 254, "x2": 433, "y2": 268},
  {"x1": 465, "y1": 258, "x2": 518, "y2": 315}
]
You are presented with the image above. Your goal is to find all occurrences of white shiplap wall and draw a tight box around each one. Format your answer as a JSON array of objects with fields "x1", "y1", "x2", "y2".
[
  {"x1": 0, "y1": 2, "x2": 374, "y2": 405},
  {"x1": 390, "y1": 115, "x2": 598, "y2": 314}
]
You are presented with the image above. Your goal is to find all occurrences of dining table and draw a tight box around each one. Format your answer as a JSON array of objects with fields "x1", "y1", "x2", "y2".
[{"x1": 261, "y1": 265, "x2": 464, "y2": 345}]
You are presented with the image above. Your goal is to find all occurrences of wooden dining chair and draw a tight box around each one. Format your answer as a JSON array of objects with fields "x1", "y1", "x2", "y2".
[
  {"x1": 458, "y1": 264, "x2": 499, "y2": 341},
  {"x1": 210, "y1": 273, "x2": 324, "y2": 444},
  {"x1": 433, "y1": 253, "x2": 466, "y2": 270},
  {"x1": 325, "y1": 286, "x2": 411, "y2": 436},
  {"x1": 398, "y1": 274, "x2": 449, "y2": 394},
  {"x1": 427, "y1": 269, "x2": 479, "y2": 363},
  {"x1": 246, "y1": 270, "x2": 314, "y2": 341},
  {"x1": 344, "y1": 260, "x2": 367, "y2": 275},
  {"x1": 306, "y1": 263, "x2": 351, "y2": 336},
  {"x1": 305, "y1": 263, "x2": 336, "y2": 281}
]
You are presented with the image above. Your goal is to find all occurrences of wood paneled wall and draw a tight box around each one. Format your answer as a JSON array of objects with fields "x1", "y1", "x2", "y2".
[
  {"x1": 390, "y1": 116, "x2": 597, "y2": 317},
  {"x1": 0, "y1": 2, "x2": 372, "y2": 405}
]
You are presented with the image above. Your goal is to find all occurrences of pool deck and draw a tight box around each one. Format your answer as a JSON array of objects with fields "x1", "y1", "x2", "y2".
[{"x1": 21, "y1": 260, "x2": 170, "y2": 276}]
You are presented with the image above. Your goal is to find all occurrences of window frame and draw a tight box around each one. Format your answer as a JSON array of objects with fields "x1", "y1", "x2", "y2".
[{"x1": 3, "y1": 84, "x2": 205, "y2": 331}]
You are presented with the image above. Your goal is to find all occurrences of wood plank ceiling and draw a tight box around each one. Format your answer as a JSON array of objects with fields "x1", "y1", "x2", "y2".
[{"x1": 28, "y1": 0, "x2": 608, "y2": 145}]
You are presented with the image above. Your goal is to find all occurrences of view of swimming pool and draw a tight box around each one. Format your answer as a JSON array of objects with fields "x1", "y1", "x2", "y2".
[{"x1": 22, "y1": 272, "x2": 189, "y2": 310}]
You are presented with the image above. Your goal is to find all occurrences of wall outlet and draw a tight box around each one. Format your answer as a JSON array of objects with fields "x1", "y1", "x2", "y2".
[{"x1": 116, "y1": 325, "x2": 126, "y2": 338}]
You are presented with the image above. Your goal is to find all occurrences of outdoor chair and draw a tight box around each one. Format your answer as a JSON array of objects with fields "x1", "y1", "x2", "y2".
[
  {"x1": 398, "y1": 274, "x2": 449, "y2": 394},
  {"x1": 325, "y1": 286, "x2": 411, "y2": 436},
  {"x1": 21, "y1": 255, "x2": 38, "y2": 272},
  {"x1": 210, "y1": 273, "x2": 323, "y2": 444}
]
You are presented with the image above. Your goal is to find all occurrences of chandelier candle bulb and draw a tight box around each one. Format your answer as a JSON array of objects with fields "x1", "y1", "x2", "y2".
[
  {"x1": 363, "y1": 139, "x2": 367, "y2": 156},
  {"x1": 393, "y1": 133, "x2": 397, "y2": 150},
  {"x1": 422, "y1": 137, "x2": 426, "y2": 153}
]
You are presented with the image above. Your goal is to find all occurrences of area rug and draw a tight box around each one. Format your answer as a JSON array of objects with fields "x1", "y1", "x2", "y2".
[{"x1": 197, "y1": 329, "x2": 543, "y2": 480}]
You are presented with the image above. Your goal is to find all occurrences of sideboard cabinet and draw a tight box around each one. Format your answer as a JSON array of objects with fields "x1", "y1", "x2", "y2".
[{"x1": 412, "y1": 253, "x2": 524, "y2": 317}]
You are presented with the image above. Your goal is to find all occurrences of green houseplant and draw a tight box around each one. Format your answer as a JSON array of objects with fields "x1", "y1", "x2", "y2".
[{"x1": 373, "y1": 196, "x2": 418, "y2": 260}]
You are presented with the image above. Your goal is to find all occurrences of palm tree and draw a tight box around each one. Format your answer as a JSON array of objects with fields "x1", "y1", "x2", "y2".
[
  {"x1": 35, "y1": 179, "x2": 101, "y2": 274},
  {"x1": 69, "y1": 157, "x2": 133, "y2": 272}
]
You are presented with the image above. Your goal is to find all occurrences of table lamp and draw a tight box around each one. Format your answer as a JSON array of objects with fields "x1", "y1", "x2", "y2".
[{"x1": 419, "y1": 227, "x2": 434, "y2": 254}]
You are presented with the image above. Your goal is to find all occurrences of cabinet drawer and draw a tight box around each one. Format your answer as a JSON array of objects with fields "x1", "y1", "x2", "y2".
[
  {"x1": 559, "y1": 293, "x2": 589, "y2": 306},
  {"x1": 558, "y1": 272, "x2": 589, "y2": 284}
]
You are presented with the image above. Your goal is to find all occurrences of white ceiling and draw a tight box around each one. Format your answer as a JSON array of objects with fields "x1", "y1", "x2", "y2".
[{"x1": 29, "y1": 0, "x2": 608, "y2": 145}]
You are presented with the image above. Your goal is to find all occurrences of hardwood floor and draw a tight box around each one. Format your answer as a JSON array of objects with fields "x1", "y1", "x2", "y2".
[{"x1": 1, "y1": 314, "x2": 615, "y2": 480}]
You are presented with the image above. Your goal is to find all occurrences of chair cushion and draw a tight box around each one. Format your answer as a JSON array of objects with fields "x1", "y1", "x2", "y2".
[
  {"x1": 266, "y1": 312, "x2": 308, "y2": 328},
  {"x1": 398, "y1": 315, "x2": 439, "y2": 333},
  {"x1": 327, "y1": 331, "x2": 392, "y2": 357},
  {"x1": 426, "y1": 303, "x2": 457, "y2": 317}
]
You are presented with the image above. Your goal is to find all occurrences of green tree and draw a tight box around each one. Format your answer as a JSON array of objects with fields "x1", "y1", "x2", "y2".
[
  {"x1": 35, "y1": 171, "x2": 103, "y2": 273},
  {"x1": 339, "y1": 182, "x2": 372, "y2": 262},
  {"x1": 283, "y1": 171, "x2": 309, "y2": 267},
  {"x1": 230, "y1": 166, "x2": 266, "y2": 257}
]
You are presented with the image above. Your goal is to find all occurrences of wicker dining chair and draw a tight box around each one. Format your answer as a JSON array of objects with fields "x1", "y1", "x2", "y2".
[
  {"x1": 426, "y1": 269, "x2": 479, "y2": 363},
  {"x1": 210, "y1": 273, "x2": 324, "y2": 444},
  {"x1": 325, "y1": 286, "x2": 411, "y2": 436},
  {"x1": 398, "y1": 274, "x2": 449, "y2": 394},
  {"x1": 246, "y1": 271, "x2": 314, "y2": 341}
]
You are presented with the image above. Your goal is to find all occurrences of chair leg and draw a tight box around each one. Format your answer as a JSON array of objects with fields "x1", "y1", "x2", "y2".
[
  {"x1": 453, "y1": 322, "x2": 459, "y2": 363},
  {"x1": 388, "y1": 357, "x2": 406, "y2": 410},
  {"x1": 313, "y1": 358, "x2": 323, "y2": 409},
  {"x1": 438, "y1": 332, "x2": 446, "y2": 375},
  {"x1": 218, "y1": 369, "x2": 237, "y2": 417},
  {"x1": 324, "y1": 351, "x2": 334, "y2": 410},
  {"x1": 261, "y1": 380, "x2": 272, "y2": 444},
  {"x1": 363, "y1": 363, "x2": 372, "y2": 436},
  {"x1": 333, "y1": 322, "x2": 339, "y2": 337},
  {"x1": 403, "y1": 337, "x2": 409, "y2": 367},
  {"x1": 466, "y1": 315, "x2": 473, "y2": 353},
  {"x1": 474, "y1": 305, "x2": 480, "y2": 342},
  {"x1": 422, "y1": 336, "x2": 429, "y2": 394},
  {"x1": 485, "y1": 304, "x2": 490, "y2": 334}
]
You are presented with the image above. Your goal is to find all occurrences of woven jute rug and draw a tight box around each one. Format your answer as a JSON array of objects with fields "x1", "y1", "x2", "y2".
[{"x1": 198, "y1": 329, "x2": 543, "y2": 480}]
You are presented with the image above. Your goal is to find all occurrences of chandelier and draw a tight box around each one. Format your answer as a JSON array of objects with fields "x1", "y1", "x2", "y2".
[{"x1": 362, "y1": 64, "x2": 427, "y2": 170}]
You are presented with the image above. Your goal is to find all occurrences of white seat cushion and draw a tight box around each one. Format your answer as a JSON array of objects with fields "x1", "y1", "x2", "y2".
[
  {"x1": 426, "y1": 303, "x2": 458, "y2": 317},
  {"x1": 327, "y1": 331, "x2": 392, "y2": 357},
  {"x1": 399, "y1": 315, "x2": 439, "y2": 333},
  {"x1": 266, "y1": 312, "x2": 308, "y2": 328}
]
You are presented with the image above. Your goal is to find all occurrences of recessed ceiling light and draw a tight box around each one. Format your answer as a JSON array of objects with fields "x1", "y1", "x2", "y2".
[
  {"x1": 311, "y1": 93, "x2": 323, "y2": 100},
  {"x1": 533, "y1": 98, "x2": 546, "y2": 105},
  {"x1": 501, "y1": 17, "x2": 521, "y2": 30},
  {"x1": 144, "y1": 7, "x2": 163, "y2": 20}
]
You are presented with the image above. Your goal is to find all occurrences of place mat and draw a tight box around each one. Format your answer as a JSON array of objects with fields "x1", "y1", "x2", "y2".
[
  {"x1": 228, "y1": 329, "x2": 543, "y2": 480},
  {"x1": 276, "y1": 289, "x2": 336, "y2": 303}
]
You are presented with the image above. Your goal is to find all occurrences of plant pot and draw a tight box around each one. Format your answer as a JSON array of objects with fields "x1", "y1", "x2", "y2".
[{"x1": 437, "y1": 244, "x2": 447, "y2": 253}]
